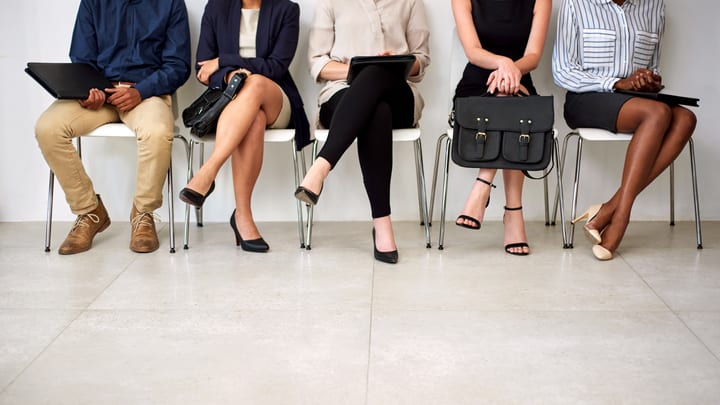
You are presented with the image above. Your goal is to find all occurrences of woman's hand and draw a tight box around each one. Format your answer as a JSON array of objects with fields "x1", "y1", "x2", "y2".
[
  {"x1": 494, "y1": 84, "x2": 529, "y2": 97},
  {"x1": 487, "y1": 56, "x2": 522, "y2": 94},
  {"x1": 614, "y1": 68, "x2": 663, "y2": 92},
  {"x1": 197, "y1": 58, "x2": 220, "y2": 85}
]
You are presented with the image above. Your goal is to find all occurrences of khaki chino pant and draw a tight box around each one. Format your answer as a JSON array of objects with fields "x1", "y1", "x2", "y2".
[{"x1": 35, "y1": 95, "x2": 174, "y2": 215}]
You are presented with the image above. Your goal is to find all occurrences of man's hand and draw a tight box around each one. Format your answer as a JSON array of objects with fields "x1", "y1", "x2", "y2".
[
  {"x1": 105, "y1": 87, "x2": 142, "y2": 111},
  {"x1": 78, "y1": 88, "x2": 106, "y2": 110},
  {"x1": 197, "y1": 57, "x2": 220, "y2": 85}
]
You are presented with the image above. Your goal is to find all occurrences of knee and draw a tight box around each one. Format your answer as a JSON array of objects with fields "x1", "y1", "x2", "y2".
[
  {"x1": 35, "y1": 114, "x2": 65, "y2": 150},
  {"x1": 135, "y1": 121, "x2": 174, "y2": 147},
  {"x1": 642, "y1": 102, "x2": 673, "y2": 128},
  {"x1": 673, "y1": 107, "x2": 697, "y2": 136},
  {"x1": 239, "y1": 75, "x2": 269, "y2": 103}
]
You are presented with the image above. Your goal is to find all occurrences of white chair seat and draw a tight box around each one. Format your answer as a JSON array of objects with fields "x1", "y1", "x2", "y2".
[
  {"x1": 305, "y1": 127, "x2": 431, "y2": 249},
  {"x1": 181, "y1": 128, "x2": 308, "y2": 249},
  {"x1": 559, "y1": 127, "x2": 703, "y2": 249},
  {"x1": 313, "y1": 128, "x2": 421, "y2": 143},
  {"x1": 576, "y1": 128, "x2": 632, "y2": 142},
  {"x1": 45, "y1": 122, "x2": 181, "y2": 253},
  {"x1": 84, "y1": 123, "x2": 137, "y2": 137}
]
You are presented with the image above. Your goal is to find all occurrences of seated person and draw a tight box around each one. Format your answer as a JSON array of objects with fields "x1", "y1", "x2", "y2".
[
  {"x1": 552, "y1": 0, "x2": 696, "y2": 260},
  {"x1": 35, "y1": 0, "x2": 191, "y2": 254},
  {"x1": 294, "y1": 0, "x2": 430, "y2": 264},
  {"x1": 179, "y1": 0, "x2": 310, "y2": 253}
]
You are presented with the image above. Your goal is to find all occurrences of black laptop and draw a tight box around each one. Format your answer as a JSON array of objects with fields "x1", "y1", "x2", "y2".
[
  {"x1": 346, "y1": 55, "x2": 416, "y2": 84},
  {"x1": 615, "y1": 89, "x2": 699, "y2": 107},
  {"x1": 25, "y1": 62, "x2": 114, "y2": 99}
]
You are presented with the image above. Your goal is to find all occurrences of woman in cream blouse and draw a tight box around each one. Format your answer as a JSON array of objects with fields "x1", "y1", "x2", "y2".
[{"x1": 294, "y1": 0, "x2": 430, "y2": 264}]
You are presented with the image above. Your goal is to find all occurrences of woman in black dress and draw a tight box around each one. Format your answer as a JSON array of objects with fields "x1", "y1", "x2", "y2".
[{"x1": 452, "y1": 0, "x2": 551, "y2": 255}]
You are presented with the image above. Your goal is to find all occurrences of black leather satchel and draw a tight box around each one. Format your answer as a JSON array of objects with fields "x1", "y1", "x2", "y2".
[
  {"x1": 451, "y1": 93, "x2": 554, "y2": 178},
  {"x1": 182, "y1": 72, "x2": 247, "y2": 137}
]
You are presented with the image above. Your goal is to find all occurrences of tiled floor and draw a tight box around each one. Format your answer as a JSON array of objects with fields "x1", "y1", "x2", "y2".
[{"x1": 0, "y1": 220, "x2": 718, "y2": 404}]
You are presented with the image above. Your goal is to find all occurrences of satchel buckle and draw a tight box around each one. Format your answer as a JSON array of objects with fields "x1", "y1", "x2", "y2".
[
  {"x1": 475, "y1": 117, "x2": 489, "y2": 141},
  {"x1": 519, "y1": 134, "x2": 531, "y2": 143},
  {"x1": 475, "y1": 131, "x2": 487, "y2": 141}
]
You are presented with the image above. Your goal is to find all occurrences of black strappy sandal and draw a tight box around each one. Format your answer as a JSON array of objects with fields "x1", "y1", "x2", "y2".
[
  {"x1": 503, "y1": 206, "x2": 530, "y2": 256},
  {"x1": 456, "y1": 177, "x2": 496, "y2": 230}
]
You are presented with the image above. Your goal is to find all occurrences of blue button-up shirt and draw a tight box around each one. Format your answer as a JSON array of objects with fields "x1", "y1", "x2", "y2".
[{"x1": 69, "y1": 0, "x2": 191, "y2": 99}]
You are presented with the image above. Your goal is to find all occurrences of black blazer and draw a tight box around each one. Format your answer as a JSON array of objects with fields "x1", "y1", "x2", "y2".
[{"x1": 197, "y1": 0, "x2": 310, "y2": 149}]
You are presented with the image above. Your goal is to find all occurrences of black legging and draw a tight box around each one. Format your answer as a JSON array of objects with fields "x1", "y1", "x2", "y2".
[{"x1": 318, "y1": 65, "x2": 415, "y2": 218}]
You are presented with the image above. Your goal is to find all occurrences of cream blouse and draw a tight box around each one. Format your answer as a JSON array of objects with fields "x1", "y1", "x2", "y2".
[{"x1": 308, "y1": 0, "x2": 431, "y2": 125}]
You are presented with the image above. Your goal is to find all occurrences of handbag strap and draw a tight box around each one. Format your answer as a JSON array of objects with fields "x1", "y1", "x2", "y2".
[{"x1": 223, "y1": 72, "x2": 247, "y2": 99}]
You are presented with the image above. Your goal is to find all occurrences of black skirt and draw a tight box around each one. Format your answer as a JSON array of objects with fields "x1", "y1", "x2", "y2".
[{"x1": 563, "y1": 91, "x2": 634, "y2": 132}]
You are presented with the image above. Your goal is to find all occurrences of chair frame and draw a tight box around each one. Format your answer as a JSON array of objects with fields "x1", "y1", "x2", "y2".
[
  {"x1": 44, "y1": 125, "x2": 183, "y2": 253},
  {"x1": 304, "y1": 128, "x2": 432, "y2": 250},
  {"x1": 181, "y1": 129, "x2": 309, "y2": 249},
  {"x1": 429, "y1": 128, "x2": 568, "y2": 249},
  {"x1": 554, "y1": 128, "x2": 703, "y2": 249}
]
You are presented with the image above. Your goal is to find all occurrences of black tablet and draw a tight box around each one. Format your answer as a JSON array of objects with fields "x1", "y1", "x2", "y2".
[
  {"x1": 346, "y1": 55, "x2": 416, "y2": 84},
  {"x1": 25, "y1": 62, "x2": 114, "y2": 99},
  {"x1": 615, "y1": 89, "x2": 699, "y2": 107}
]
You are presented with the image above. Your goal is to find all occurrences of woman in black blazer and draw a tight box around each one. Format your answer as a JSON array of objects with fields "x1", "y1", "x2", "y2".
[{"x1": 180, "y1": 0, "x2": 310, "y2": 252}]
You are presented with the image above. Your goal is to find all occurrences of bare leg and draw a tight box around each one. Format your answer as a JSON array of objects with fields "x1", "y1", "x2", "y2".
[
  {"x1": 231, "y1": 111, "x2": 267, "y2": 240},
  {"x1": 185, "y1": 75, "x2": 283, "y2": 195},
  {"x1": 299, "y1": 157, "x2": 331, "y2": 196},
  {"x1": 456, "y1": 169, "x2": 497, "y2": 227},
  {"x1": 502, "y1": 169, "x2": 529, "y2": 254},
  {"x1": 589, "y1": 101, "x2": 695, "y2": 254}
]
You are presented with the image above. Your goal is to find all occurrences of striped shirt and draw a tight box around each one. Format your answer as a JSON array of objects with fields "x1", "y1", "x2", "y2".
[{"x1": 552, "y1": 0, "x2": 665, "y2": 93}]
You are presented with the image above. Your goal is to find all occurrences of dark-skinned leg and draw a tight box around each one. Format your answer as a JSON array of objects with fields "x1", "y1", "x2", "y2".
[{"x1": 588, "y1": 104, "x2": 696, "y2": 240}]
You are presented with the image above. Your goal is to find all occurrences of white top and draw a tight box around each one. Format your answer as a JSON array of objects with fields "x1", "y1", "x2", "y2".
[
  {"x1": 239, "y1": 8, "x2": 260, "y2": 58},
  {"x1": 308, "y1": 0, "x2": 431, "y2": 125}
]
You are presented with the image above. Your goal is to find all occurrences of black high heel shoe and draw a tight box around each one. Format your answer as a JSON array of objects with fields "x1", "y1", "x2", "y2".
[
  {"x1": 230, "y1": 209, "x2": 269, "y2": 253},
  {"x1": 456, "y1": 177, "x2": 496, "y2": 230},
  {"x1": 179, "y1": 181, "x2": 215, "y2": 208},
  {"x1": 372, "y1": 228, "x2": 398, "y2": 264}
]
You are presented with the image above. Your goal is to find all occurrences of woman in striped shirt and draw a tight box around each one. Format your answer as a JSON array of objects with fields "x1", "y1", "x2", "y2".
[{"x1": 552, "y1": 0, "x2": 697, "y2": 261}]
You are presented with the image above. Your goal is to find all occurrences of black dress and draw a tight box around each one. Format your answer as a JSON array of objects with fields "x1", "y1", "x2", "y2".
[{"x1": 455, "y1": 0, "x2": 537, "y2": 98}]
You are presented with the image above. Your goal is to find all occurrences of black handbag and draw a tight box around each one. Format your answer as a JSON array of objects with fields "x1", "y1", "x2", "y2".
[
  {"x1": 451, "y1": 93, "x2": 555, "y2": 178},
  {"x1": 182, "y1": 72, "x2": 247, "y2": 136}
]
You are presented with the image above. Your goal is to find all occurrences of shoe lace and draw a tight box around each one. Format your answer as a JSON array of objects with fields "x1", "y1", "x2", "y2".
[
  {"x1": 131, "y1": 211, "x2": 160, "y2": 231},
  {"x1": 70, "y1": 213, "x2": 101, "y2": 232}
]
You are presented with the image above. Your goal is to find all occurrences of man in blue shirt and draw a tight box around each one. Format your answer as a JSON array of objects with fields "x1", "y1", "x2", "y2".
[{"x1": 35, "y1": 0, "x2": 191, "y2": 255}]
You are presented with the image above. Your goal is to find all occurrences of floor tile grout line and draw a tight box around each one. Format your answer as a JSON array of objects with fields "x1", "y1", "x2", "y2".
[
  {"x1": 624, "y1": 255, "x2": 720, "y2": 363},
  {"x1": 364, "y1": 262, "x2": 376, "y2": 405},
  {"x1": 0, "y1": 255, "x2": 139, "y2": 396}
]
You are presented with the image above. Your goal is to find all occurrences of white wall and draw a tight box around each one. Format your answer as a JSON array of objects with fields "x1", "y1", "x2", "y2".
[{"x1": 1, "y1": 0, "x2": 717, "y2": 223}]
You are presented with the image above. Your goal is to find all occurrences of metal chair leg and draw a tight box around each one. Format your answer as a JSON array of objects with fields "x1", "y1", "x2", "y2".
[
  {"x1": 414, "y1": 138, "x2": 432, "y2": 248},
  {"x1": 438, "y1": 136, "x2": 452, "y2": 250},
  {"x1": 196, "y1": 142, "x2": 205, "y2": 226},
  {"x1": 45, "y1": 171, "x2": 55, "y2": 252},
  {"x1": 305, "y1": 140, "x2": 318, "y2": 250},
  {"x1": 554, "y1": 137, "x2": 569, "y2": 248},
  {"x1": 183, "y1": 140, "x2": 195, "y2": 249},
  {"x1": 568, "y1": 136, "x2": 584, "y2": 248},
  {"x1": 167, "y1": 160, "x2": 176, "y2": 253},
  {"x1": 291, "y1": 139, "x2": 306, "y2": 248},
  {"x1": 429, "y1": 133, "x2": 449, "y2": 225},
  {"x1": 688, "y1": 138, "x2": 703, "y2": 249},
  {"x1": 669, "y1": 161, "x2": 675, "y2": 226}
]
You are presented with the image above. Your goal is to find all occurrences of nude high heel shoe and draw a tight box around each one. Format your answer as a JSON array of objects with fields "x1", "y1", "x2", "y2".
[
  {"x1": 572, "y1": 204, "x2": 603, "y2": 245},
  {"x1": 592, "y1": 245, "x2": 613, "y2": 261}
]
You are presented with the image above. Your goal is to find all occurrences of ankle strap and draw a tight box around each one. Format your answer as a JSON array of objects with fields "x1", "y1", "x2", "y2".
[
  {"x1": 504, "y1": 206, "x2": 523, "y2": 211},
  {"x1": 476, "y1": 177, "x2": 496, "y2": 188}
]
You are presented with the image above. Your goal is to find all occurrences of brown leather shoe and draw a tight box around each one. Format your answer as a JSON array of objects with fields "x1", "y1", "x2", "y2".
[
  {"x1": 58, "y1": 195, "x2": 111, "y2": 255},
  {"x1": 130, "y1": 205, "x2": 159, "y2": 253}
]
